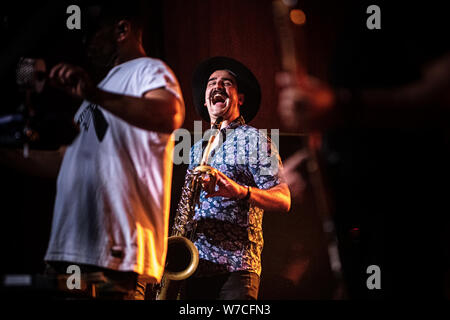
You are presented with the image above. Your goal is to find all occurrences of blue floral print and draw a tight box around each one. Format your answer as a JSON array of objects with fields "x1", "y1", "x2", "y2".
[{"x1": 188, "y1": 116, "x2": 285, "y2": 276}]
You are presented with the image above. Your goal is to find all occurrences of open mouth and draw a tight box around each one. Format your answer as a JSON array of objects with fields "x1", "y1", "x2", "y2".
[{"x1": 210, "y1": 90, "x2": 228, "y2": 105}]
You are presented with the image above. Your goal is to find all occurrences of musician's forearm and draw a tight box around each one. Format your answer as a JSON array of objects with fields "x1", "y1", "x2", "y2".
[
  {"x1": 247, "y1": 183, "x2": 291, "y2": 213},
  {"x1": 89, "y1": 88, "x2": 183, "y2": 133}
]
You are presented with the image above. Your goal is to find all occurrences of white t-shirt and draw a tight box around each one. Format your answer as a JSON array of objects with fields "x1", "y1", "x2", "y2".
[{"x1": 44, "y1": 57, "x2": 183, "y2": 283}]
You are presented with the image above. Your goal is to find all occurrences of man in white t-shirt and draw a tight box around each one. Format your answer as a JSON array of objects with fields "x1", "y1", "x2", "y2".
[{"x1": 41, "y1": 5, "x2": 185, "y2": 299}]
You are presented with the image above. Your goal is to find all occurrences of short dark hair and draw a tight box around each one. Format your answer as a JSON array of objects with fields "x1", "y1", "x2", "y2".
[
  {"x1": 84, "y1": 2, "x2": 144, "y2": 39},
  {"x1": 98, "y1": 3, "x2": 144, "y2": 31}
]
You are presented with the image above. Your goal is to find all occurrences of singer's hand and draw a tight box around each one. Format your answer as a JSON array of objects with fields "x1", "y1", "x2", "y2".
[
  {"x1": 202, "y1": 170, "x2": 247, "y2": 200},
  {"x1": 49, "y1": 63, "x2": 97, "y2": 100}
]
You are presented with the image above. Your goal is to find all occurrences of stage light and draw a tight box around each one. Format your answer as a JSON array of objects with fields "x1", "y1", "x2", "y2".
[{"x1": 290, "y1": 9, "x2": 306, "y2": 25}]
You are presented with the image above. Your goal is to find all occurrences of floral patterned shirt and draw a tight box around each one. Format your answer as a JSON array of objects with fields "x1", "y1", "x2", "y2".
[{"x1": 188, "y1": 116, "x2": 285, "y2": 276}]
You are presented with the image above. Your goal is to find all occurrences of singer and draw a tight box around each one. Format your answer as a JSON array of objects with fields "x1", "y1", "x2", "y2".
[
  {"x1": 31, "y1": 4, "x2": 183, "y2": 299},
  {"x1": 182, "y1": 56, "x2": 291, "y2": 300}
]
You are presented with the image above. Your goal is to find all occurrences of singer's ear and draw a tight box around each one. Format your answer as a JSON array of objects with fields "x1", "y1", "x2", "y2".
[
  {"x1": 238, "y1": 93, "x2": 245, "y2": 107},
  {"x1": 115, "y1": 20, "x2": 131, "y2": 42}
]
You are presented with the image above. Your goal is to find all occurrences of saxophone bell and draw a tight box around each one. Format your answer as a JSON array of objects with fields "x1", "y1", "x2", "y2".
[{"x1": 163, "y1": 235, "x2": 199, "y2": 281}]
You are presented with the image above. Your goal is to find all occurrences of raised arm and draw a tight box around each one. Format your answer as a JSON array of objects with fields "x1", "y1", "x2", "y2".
[
  {"x1": 277, "y1": 52, "x2": 450, "y2": 131},
  {"x1": 49, "y1": 63, "x2": 185, "y2": 133},
  {"x1": 90, "y1": 87, "x2": 184, "y2": 133}
]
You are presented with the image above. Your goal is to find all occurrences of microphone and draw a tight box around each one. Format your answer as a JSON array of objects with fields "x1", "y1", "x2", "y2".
[{"x1": 16, "y1": 57, "x2": 47, "y2": 93}]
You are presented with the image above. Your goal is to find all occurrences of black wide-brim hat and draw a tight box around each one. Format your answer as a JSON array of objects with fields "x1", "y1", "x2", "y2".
[{"x1": 192, "y1": 56, "x2": 261, "y2": 123}]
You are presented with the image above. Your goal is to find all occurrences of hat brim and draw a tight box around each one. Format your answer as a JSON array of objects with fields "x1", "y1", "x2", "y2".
[{"x1": 192, "y1": 56, "x2": 261, "y2": 123}]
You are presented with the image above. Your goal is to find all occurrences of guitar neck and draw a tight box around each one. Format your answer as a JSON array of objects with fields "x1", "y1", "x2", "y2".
[{"x1": 272, "y1": 0, "x2": 306, "y2": 77}]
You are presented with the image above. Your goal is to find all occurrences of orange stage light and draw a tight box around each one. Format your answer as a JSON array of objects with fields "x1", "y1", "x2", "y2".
[{"x1": 290, "y1": 9, "x2": 306, "y2": 25}]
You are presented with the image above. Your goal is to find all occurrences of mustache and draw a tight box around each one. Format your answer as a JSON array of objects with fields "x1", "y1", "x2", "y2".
[{"x1": 210, "y1": 89, "x2": 228, "y2": 99}]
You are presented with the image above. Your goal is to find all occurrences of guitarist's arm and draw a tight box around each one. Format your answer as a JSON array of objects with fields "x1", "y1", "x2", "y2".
[
  {"x1": 0, "y1": 146, "x2": 67, "y2": 179},
  {"x1": 277, "y1": 52, "x2": 450, "y2": 130}
]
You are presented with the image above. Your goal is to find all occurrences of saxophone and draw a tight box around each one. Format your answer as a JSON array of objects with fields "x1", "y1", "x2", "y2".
[{"x1": 155, "y1": 117, "x2": 223, "y2": 300}]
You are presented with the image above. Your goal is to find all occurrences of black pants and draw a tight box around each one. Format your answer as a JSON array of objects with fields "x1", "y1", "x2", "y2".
[
  {"x1": 184, "y1": 271, "x2": 260, "y2": 300},
  {"x1": 44, "y1": 261, "x2": 146, "y2": 300}
]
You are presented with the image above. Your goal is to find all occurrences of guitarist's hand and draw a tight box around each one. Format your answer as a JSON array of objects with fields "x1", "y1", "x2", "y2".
[
  {"x1": 276, "y1": 72, "x2": 336, "y2": 131},
  {"x1": 282, "y1": 149, "x2": 309, "y2": 203}
]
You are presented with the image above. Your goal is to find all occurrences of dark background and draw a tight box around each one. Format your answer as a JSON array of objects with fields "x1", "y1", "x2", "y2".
[{"x1": 1, "y1": 0, "x2": 449, "y2": 299}]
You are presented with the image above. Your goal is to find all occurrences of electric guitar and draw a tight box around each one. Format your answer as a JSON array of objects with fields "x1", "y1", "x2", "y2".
[{"x1": 272, "y1": 0, "x2": 346, "y2": 299}]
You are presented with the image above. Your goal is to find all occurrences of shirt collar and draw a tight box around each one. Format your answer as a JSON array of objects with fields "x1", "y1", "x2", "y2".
[
  {"x1": 219, "y1": 115, "x2": 246, "y2": 132},
  {"x1": 202, "y1": 115, "x2": 245, "y2": 156}
]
